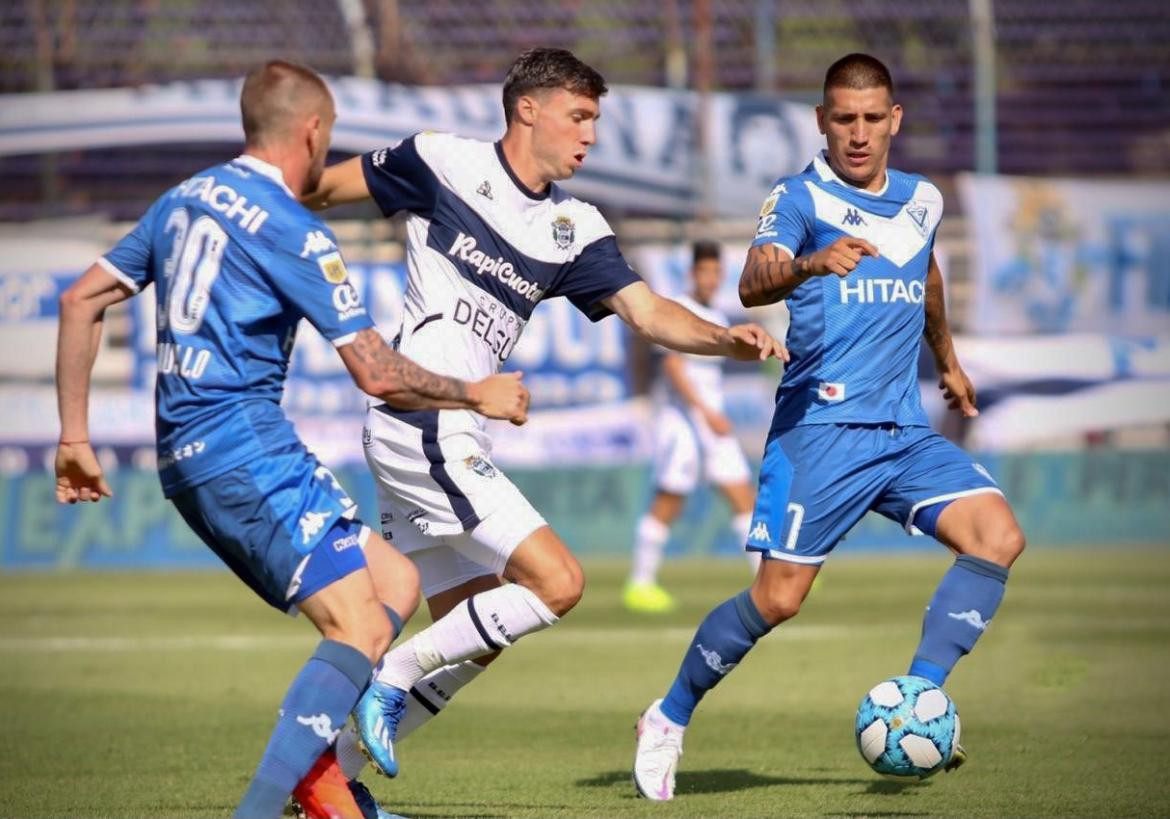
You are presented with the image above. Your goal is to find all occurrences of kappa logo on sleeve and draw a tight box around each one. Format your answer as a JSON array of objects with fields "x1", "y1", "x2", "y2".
[{"x1": 300, "y1": 230, "x2": 337, "y2": 258}]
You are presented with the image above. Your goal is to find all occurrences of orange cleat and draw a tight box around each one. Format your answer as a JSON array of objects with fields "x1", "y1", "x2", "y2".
[{"x1": 291, "y1": 749, "x2": 364, "y2": 819}]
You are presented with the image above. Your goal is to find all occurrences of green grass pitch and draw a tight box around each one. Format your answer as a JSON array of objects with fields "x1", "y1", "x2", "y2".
[{"x1": 2, "y1": 548, "x2": 1169, "y2": 817}]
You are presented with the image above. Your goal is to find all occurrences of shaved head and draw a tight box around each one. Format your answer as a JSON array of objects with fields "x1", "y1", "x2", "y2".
[
  {"x1": 823, "y1": 53, "x2": 894, "y2": 101},
  {"x1": 240, "y1": 60, "x2": 333, "y2": 148}
]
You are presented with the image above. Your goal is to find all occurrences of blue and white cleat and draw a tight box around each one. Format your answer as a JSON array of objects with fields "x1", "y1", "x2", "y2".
[
  {"x1": 347, "y1": 778, "x2": 409, "y2": 819},
  {"x1": 354, "y1": 681, "x2": 407, "y2": 778}
]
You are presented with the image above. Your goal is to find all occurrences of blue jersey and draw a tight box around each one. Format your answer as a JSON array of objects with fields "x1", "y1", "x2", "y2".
[
  {"x1": 752, "y1": 152, "x2": 943, "y2": 429},
  {"x1": 99, "y1": 155, "x2": 374, "y2": 496}
]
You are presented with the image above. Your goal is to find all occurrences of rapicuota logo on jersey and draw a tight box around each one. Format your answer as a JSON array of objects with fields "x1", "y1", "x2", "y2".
[
  {"x1": 447, "y1": 232, "x2": 545, "y2": 302},
  {"x1": 551, "y1": 215, "x2": 575, "y2": 250}
]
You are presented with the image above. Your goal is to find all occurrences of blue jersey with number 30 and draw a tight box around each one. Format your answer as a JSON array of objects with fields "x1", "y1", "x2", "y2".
[{"x1": 99, "y1": 155, "x2": 374, "y2": 496}]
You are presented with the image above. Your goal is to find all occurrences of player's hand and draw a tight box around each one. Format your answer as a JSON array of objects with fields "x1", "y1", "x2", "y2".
[
  {"x1": 471, "y1": 372, "x2": 530, "y2": 426},
  {"x1": 724, "y1": 323, "x2": 790, "y2": 363},
  {"x1": 938, "y1": 365, "x2": 979, "y2": 418},
  {"x1": 55, "y1": 442, "x2": 113, "y2": 504},
  {"x1": 807, "y1": 237, "x2": 879, "y2": 277},
  {"x1": 700, "y1": 407, "x2": 734, "y2": 437}
]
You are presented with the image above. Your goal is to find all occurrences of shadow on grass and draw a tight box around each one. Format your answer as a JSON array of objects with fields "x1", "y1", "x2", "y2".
[{"x1": 577, "y1": 768, "x2": 872, "y2": 795}]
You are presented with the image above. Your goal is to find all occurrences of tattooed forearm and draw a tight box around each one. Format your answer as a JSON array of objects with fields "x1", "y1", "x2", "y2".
[
  {"x1": 922, "y1": 259, "x2": 955, "y2": 366},
  {"x1": 739, "y1": 244, "x2": 813, "y2": 307},
  {"x1": 350, "y1": 328, "x2": 471, "y2": 409}
]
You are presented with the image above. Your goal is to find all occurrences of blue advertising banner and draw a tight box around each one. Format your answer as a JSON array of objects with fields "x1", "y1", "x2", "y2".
[{"x1": 3, "y1": 449, "x2": 1167, "y2": 569}]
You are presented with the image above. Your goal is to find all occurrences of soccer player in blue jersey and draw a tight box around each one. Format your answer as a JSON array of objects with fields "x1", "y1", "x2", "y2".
[
  {"x1": 53, "y1": 60, "x2": 528, "y2": 819},
  {"x1": 632, "y1": 53, "x2": 1027, "y2": 800},
  {"x1": 303, "y1": 47, "x2": 786, "y2": 784}
]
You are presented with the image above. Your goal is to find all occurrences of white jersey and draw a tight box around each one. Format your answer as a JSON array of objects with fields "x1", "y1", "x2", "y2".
[
  {"x1": 659, "y1": 294, "x2": 730, "y2": 413},
  {"x1": 361, "y1": 132, "x2": 640, "y2": 439}
]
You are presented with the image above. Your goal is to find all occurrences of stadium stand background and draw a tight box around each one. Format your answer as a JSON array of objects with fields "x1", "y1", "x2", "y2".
[{"x1": 2, "y1": 0, "x2": 1169, "y2": 221}]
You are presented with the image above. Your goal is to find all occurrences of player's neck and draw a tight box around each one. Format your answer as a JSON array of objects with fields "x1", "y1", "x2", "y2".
[
  {"x1": 498, "y1": 131, "x2": 551, "y2": 196},
  {"x1": 243, "y1": 146, "x2": 306, "y2": 196},
  {"x1": 827, "y1": 155, "x2": 888, "y2": 194}
]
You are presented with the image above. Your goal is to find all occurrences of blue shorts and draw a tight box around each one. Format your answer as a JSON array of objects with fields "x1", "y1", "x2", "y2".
[
  {"x1": 745, "y1": 424, "x2": 1002, "y2": 565},
  {"x1": 171, "y1": 455, "x2": 369, "y2": 613}
]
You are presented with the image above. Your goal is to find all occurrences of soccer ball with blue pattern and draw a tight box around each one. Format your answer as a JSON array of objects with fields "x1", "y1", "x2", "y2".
[{"x1": 855, "y1": 675, "x2": 960, "y2": 780}]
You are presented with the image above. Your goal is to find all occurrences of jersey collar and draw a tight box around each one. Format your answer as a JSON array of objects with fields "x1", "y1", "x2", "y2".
[
  {"x1": 813, "y1": 150, "x2": 889, "y2": 197},
  {"x1": 494, "y1": 141, "x2": 550, "y2": 201},
  {"x1": 232, "y1": 154, "x2": 295, "y2": 198}
]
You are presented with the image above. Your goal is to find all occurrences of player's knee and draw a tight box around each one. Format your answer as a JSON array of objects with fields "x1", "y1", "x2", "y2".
[
  {"x1": 535, "y1": 561, "x2": 585, "y2": 617},
  {"x1": 754, "y1": 589, "x2": 804, "y2": 627},
  {"x1": 994, "y1": 524, "x2": 1026, "y2": 568}
]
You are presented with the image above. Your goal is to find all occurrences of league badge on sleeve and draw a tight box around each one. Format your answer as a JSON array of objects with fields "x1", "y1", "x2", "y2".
[
  {"x1": 551, "y1": 215, "x2": 575, "y2": 250},
  {"x1": 317, "y1": 252, "x2": 349, "y2": 284}
]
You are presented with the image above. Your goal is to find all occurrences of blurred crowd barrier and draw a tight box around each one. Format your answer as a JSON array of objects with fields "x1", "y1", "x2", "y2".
[{"x1": 2, "y1": 447, "x2": 1167, "y2": 568}]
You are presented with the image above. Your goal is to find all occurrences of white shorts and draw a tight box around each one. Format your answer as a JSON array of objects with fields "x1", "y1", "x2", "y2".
[
  {"x1": 363, "y1": 404, "x2": 547, "y2": 598},
  {"x1": 652, "y1": 404, "x2": 751, "y2": 495}
]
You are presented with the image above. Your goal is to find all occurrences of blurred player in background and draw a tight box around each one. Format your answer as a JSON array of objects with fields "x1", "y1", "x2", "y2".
[
  {"x1": 53, "y1": 60, "x2": 527, "y2": 819},
  {"x1": 304, "y1": 47, "x2": 786, "y2": 783},
  {"x1": 624, "y1": 239, "x2": 757, "y2": 614},
  {"x1": 632, "y1": 53, "x2": 1027, "y2": 801}
]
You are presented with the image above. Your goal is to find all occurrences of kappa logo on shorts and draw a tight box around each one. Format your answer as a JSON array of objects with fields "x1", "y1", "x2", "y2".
[
  {"x1": 464, "y1": 454, "x2": 498, "y2": 479},
  {"x1": 298, "y1": 510, "x2": 331, "y2": 545},
  {"x1": 749, "y1": 520, "x2": 771, "y2": 543}
]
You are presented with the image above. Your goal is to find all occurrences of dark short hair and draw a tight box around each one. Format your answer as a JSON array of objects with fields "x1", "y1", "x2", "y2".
[
  {"x1": 502, "y1": 48, "x2": 608, "y2": 124},
  {"x1": 692, "y1": 240, "x2": 721, "y2": 266},
  {"x1": 823, "y1": 53, "x2": 894, "y2": 99},
  {"x1": 240, "y1": 60, "x2": 332, "y2": 146}
]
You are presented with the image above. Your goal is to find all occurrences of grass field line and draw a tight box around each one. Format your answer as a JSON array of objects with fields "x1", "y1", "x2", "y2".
[{"x1": 0, "y1": 623, "x2": 869, "y2": 654}]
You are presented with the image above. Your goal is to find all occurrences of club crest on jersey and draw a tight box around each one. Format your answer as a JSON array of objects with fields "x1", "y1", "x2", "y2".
[
  {"x1": 551, "y1": 215, "x2": 575, "y2": 250},
  {"x1": 905, "y1": 201, "x2": 929, "y2": 236},
  {"x1": 477, "y1": 180, "x2": 494, "y2": 200},
  {"x1": 317, "y1": 251, "x2": 349, "y2": 284},
  {"x1": 464, "y1": 454, "x2": 499, "y2": 479}
]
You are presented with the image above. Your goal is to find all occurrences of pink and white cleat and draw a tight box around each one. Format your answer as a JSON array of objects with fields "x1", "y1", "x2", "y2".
[{"x1": 633, "y1": 698, "x2": 685, "y2": 801}]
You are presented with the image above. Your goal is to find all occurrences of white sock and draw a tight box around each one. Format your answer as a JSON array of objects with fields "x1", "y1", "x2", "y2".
[
  {"x1": 732, "y1": 512, "x2": 760, "y2": 572},
  {"x1": 375, "y1": 584, "x2": 557, "y2": 690},
  {"x1": 630, "y1": 514, "x2": 670, "y2": 585},
  {"x1": 335, "y1": 661, "x2": 485, "y2": 780}
]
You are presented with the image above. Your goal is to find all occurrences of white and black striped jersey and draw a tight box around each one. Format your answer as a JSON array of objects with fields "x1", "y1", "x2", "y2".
[{"x1": 360, "y1": 132, "x2": 640, "y2": 433}]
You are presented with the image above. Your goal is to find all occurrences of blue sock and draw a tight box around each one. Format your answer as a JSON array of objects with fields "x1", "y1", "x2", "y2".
[
  {"x1": 660, "y1": 590, "x2": 772, "y2": 726},
  {"x1": 234, "y1": 639, "x2": 373, "y2": 819},
  {"x1": 909, "y1": 555, "x2": 1008, "y2": 686},
  {"x1": 384, "y1": 605, "x2": 404, "y2": 643}
]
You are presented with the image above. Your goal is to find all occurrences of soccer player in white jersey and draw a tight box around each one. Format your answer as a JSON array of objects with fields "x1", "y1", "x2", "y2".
[
  {"x1": 632, "y1": 53, "x2": 1026, "y2": 801},
  {"x1": 304, "y1": 47, "x2": 787, "y2": 781},
  {"x1": 625, "y1": 240, "x2": 757, "y2": 614}
]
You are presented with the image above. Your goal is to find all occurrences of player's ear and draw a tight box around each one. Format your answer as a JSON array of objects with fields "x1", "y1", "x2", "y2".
[
  {"x1": 815, "y1": 104, "x2": 827, "y2": 136},
  {"x1": 306, "y1": 113, "x2": 323, "y2": 155},
  {"x1": 889, "y1": 103, "x2": 903, "y2": 136},
  {"x1": 514, "y1": 94, "x2": 539, "y2": 127}
]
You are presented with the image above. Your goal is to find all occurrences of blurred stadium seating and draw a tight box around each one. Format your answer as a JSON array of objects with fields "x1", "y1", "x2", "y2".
[{"x1": 2, "y1": 0, "x2": 1169, "y2": 220}]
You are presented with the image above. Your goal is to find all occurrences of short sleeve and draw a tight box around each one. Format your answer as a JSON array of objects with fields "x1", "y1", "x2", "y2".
[
  {"x1": 268, "y1": 223, "x2": 374, "y2": 347},
  {"x1": 99, "y1": 197, "x2": 165, "y2": 293},
  {"x1": 750, "y1": 179, "x2": 812, "y2": 259},
  {"x1": 361, "y1": 134, "x2": 440, "y2": 218},
  {"x1": 555, "y1": 236, "x2": 642, "y2": 322}
]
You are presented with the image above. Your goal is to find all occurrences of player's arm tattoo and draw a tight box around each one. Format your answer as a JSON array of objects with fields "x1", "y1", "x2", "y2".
[
  {"x1": 922, "y1": 254, "x2": 956, "y2": 367},
  {"x1": 739, "y1": 244, "x2": 812, "y2": 307},
  {"x1": 348, "y1": 327, "x2": 471, "y2": 410}
]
